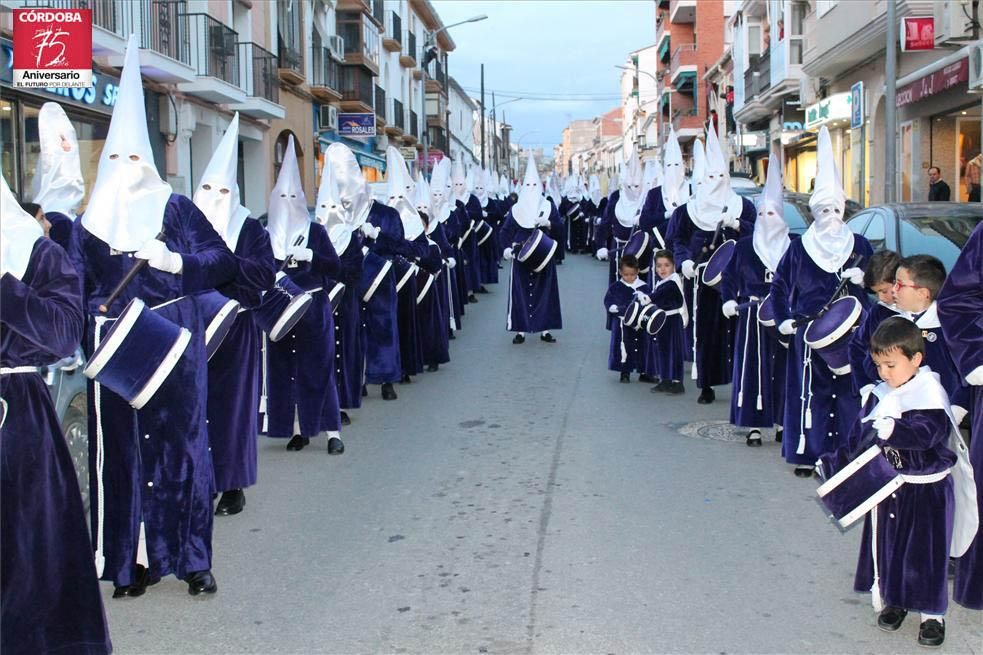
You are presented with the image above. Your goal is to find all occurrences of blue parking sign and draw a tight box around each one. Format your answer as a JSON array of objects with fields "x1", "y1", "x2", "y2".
[{"x1": 850, "y1": 82, "x2": 864, "y2": 130}]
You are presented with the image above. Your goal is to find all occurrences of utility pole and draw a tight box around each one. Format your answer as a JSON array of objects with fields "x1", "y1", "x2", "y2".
[
  {"x1": 480, "y1": 64, "x2": 486, "y2": 167},
  {"x1": 492, "y1": 91, "x2": 498, "y2": 174},
  {"x1": 884, "y1": 0, "x2": 897, "y2": 203}
]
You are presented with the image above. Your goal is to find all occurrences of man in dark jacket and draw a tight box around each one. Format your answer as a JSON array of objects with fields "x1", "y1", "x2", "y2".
[{"x1": 927, "y1": 166, "x2": 951, "y2": 201}]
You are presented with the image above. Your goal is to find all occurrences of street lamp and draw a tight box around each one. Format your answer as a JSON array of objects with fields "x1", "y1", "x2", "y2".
[{"x1": 421, "y1": 14, "x2": 488, "y2": 177}]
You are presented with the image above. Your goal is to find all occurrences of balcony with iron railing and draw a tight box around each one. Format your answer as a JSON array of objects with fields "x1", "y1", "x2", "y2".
[
  {"x1": 337, "y1": 11, "x2": 381, "y2": 75},
  {"x1": 230, "y1": 41, "x2": 284, "y2": 118},
  {"x1": 758, "y1": 49, "x2": 772, "y2": 94},
  {"x1": 401, "y1": 30, "x2": 417, "y2": 68},
  {"x1": 339, "y1": 66, "x2": 374, "y2": 113},
  {"x1": 428, "y1": 127, "x2": 448, "y2": 153},
  {"x1": 383, "y1": 10, "x2": 402, "y2": 52},
  {"x1": 386, "y1": 97, "x2": 405, "y2": 136},
  {"x1": 426, "y1": 57, "x2": 448, "y2": 94},
  {"x1": 405, "y1": 109, "x2": 419, "y2": 144},
  {"x1": 670, "y1": 91, "x2": 703, "y2": 133},
  {"x1": 374, "y1": 85, "x2": 387, "y2": 125},
  {"x1": 372, "y1": 0, "x2": 385, "y2": 28},
  {"x1": 277, "y1": 1, "x2": 304, "y2": 83},
  {"x1": 670, "y1": 43, "x2": 698, "y2": 77},
  {"x1": 182, "y1": 13, "x2": 240, "y2": 89},
  {"x1": 310, "y1": 45, "x2": 343, "y2": 101}
]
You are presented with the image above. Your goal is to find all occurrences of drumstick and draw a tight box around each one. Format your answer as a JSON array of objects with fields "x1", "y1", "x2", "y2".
[
  {"x1": 791, "y1": 253, "x2": 862, "y2": 328},
  {"x1": 278, "y1": 235, "x2": 306, "y2": 273},
  {"x1": 735, "y1": 297, "x2": 762, "y2": 312},
  {"x1": 97, "y1": 230, "x2": 166, "y2": 314},
  {"x1": 696, "y1": 220, "x2": 725, "y2": 265}
]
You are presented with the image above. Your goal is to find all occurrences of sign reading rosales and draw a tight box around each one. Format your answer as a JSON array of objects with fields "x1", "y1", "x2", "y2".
[{"x1": 13, "y1": 8, "x2": 92, "y2": 88}]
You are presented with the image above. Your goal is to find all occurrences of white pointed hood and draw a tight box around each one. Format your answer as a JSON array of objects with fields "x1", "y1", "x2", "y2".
[
  {"x1": 589, "y1": 174, "x2": 602, "y2": 205},
  {"x1": 451, "y1": 160, "x2": 470, "y2": 204},
  {"x1": 430, "y1": 157, "x2": 452, "y2": 223},
  {"x1": 267, "y1": 134, "x2": 310, "y2": 260},
  {"x1": 32, "y1": 102, "x2": 85, "y2": 218},
  {"x1": 692, "y1": 126, "x2": 742, "y2": 231},
  {"x1": 642, "y1": 158, "x2": 662, "y2": 196},
  {"x1": 314, "y1": 161, "x2": 354, "y2": 255},
  {"x1": 753, "y1": 153, "x2": 790, "y2": 273},
  {"x1": 563, "y1": 174, "x2": 581, "y2": 201},
  {"x1": 1, "y1": 173, "x2": 44, "y2": 280},
  {"x1": 512, "y1": 152, "x2": 550, "y2": 229},
  {"x1": 385, "y1": 146, "x2": 424, "y2": 240},
  {"x1": 804, "y1": 126, "x2": 854, "y2": 272},
  {"x1": 325, "y1": 142, "x2": 371, "y2": 229},
  {"x1": 82, "y1": 35, "x2": 172, "y2": 251},
  {"x1": 193, "y1": 112, "x2": 249, "y2": 251},
  {"x1": 615, "y1": 148, "x2": 643, "y2": 227},
  {"x1": 545, "y1": 173, "x2": 562, "y2": 203},
  {"x1": 473, "y1": 168, "x2": 490, "y2": 207},
  {"x1": 499, "y1": 174, "x2": 509, "y2": 198},
  {"x1": 661, "y1": 126, "x2": 690, "y2": 212},
  {"x1": 414, "y1": 171, "x2": 436, "y2": 231}
]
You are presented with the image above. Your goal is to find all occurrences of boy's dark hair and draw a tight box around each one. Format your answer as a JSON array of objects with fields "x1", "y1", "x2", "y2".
[
  {"x1": 19, "y1": 201, "x2": 42, "y2": 218},
  {"x1": 619, "y1": 254, "x2": 640, "y2": 271},
  {"x1": 863, "y1": 250, "x2": 900, "y2": 289},
  {"x1": 898, "y1": 254, "x2": 946, "y2": 300},
  {"x1": 653, "y1": 249, "x2": 674, "y2": 264},
  {"x1": 870, "y1": 316, "x2": 925, "y2": 359}
]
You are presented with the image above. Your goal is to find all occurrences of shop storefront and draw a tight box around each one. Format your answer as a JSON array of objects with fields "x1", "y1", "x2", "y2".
[{"x1": 314, "y1": 103, "x2": 387, "y2": 185}]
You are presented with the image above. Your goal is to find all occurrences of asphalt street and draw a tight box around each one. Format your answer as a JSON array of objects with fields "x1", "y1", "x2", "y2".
[{"x1": 103, "y1": 253, "x2": 982, "y2": 655}]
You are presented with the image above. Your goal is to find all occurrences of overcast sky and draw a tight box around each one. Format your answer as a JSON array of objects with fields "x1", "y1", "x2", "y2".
[{"x1": 432, "y1": 0, "x2": 656, "y2": 154}]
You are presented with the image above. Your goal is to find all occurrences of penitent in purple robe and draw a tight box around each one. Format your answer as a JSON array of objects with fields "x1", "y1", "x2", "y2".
[
  {"x1": 938, "y1": 220, "x2": 983, "y2": 610},
  {"x1": 603, "y1": 279, "x2": 653, "y2": 374},
  {"x1": 666, "y1": 198, "x2": 756, "y2": 389},
  {"x1": 264, "y1": 223, "x2": 340, "y2": 438},
  {"x1": 595, "y1": 190, "x2": 636, "y2": 286},
  {"x1": 638, "y1": 186, "x2": 672, "y2": 252},
  {"x1": 2, "y1": 238, "x2": 112, "y2": 655},
  {"x1": 334, "y1": 233, "x2": 366, "y2": 410},
  {"x1": 396, "y1": 234, "x2": 430, "y2": 378},
  {"x1": 500, "y1": 212, "x2": 563, "y2": 334},
  {"x1": 560, "y1": 196, "x2": 590, "y2": 253},
  {"x1": 549, "y1": 197, "x2": 567, "y2": 264},
  {"x1": 70, "y1": 194, "x2": 237, "y2": 588},
  {"x1": 424, "y1": 222, "x2": 453, "y2": 365},
  {"x1": 45, "y1": 210, "x2": 74, "y2": 252},
  {"x1": 208, "y1": 218, "x2": 274, "y2": 491},
  {"x1": 460, "y1": 196, "x2": 483, "y2": 293},
  {"x1": 720, "y1": 237, "x2": 787, "y2": 429},
  {"x1": 363, "y1": 201, "x2": 405, "y2": 385},
  {"x1": 478, "y1": 199, "x2": 502, "y2": 284},
  {"x1": 769, "y1": 235, "x2": 872, "y2": 466}
]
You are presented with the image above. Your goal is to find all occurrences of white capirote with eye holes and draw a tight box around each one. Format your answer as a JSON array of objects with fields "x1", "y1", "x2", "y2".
[
  {"x1": 802, "y1": 125, "x2": 855, "y2": 273},
  {"x1": 193, "y1": 113, "x2": 250, "y2": 251},
  {"x1": 384, "y1": 145, "x2": 424, "y2": 240},
  {"x1": 33, "y1": 101, "x2": 85, "y2": 218},
  {"x1": 266, "y1": 134, "x2": 311, "y2": 261},
  {"x1": 753, "y1": 153, "x2": 791, "y2": 274},
  {"x1": 661, "y1": 126, "x2": 690, "y2": 212}
]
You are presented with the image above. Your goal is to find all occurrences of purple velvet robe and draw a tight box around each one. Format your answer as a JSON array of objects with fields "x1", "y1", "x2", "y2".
[
  {"x1": 460, "y1": 196, "x2": 483, "y2": 293},
  {"x1": 45, "y1": 210, "x2": 74, "y2": 252},
  {"x1": 560, "y1": 196, "x2": 590, "y2": 253},
  {"x1": 500, "y1": 212, "x2": 563, "y2": 334},
  {"x1": 769, "y1": 235, "x2": 873, "y2": 466},
  {"x1": 264, "y1": 223, "x2": 341, "y2": 438},
  {"x1": 446, "y1": 205, "x2": 469, "y2": 324},
  {"x1": 720, "y1": 237, "x2": 786, "y2": 428},
  {"x1": 937, "y1": 221, "x2": 983, "y2": 610},
  {"x1": 396, "y1": 234, "x2": 430, "y2": 378},
  {"x1": 208, "y1": 218, "x2": 274, "y2": 491},
  {"x1": 603, "y1": 279, "x2": 653, "y2": 373},
  {"x1": 548, "y1": 196, "x2": 567, "y2": 263},
  {"x1": 70, "y1": 193, "x2": 237, "y2": 587},
  {"x1": 478, "y1": 199, "x2": 502, "y2": 284},
  {"x1": 851, "y1": 405, "x2": 955, "y2": 614},
  {"x1": 848, "y1": 302, "x2": 901, "y2": 395},
  {"x1": 363, "y1": 201, "x2": 405, "y2": 385},
  {"x1": 334, "y1": 233, "x2": 366, "y2": 410},
  {"x1": 1, "y1": 238, "x2": 112, "y2": 655},
  {"x1": 425, "y1": 223, "x2": 453, "y2": 364},
  {"x1": 638, "y1": 186, "x2": 672, "y2": 251},
  {"x1": 650, "y1": 276, "x2": 687, "y2": 383},
  {"x1": 596, "y1": 190, "x2": 637, "y2": 286},
  {"x1": 666, "y1": 198, "x2": 756, "y2": 389}
]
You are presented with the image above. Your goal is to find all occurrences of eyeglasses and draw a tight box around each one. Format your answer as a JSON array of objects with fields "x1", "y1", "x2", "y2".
[{"x1": 893, "y1": 280, "x2": 923, "y2": 291}]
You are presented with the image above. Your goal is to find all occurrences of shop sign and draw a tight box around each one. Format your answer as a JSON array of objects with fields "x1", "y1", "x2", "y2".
[
  {"x1": 338, "y1": 113, "x2": 376, "y2": 137},
  {"x1": 805, "y1": 92, "x2": 851, "y2": 129},
  {"x1": 12, "y1": 8, "x2": 92, "y2": 87},
  {"x1": 896, "y1": 58, "x2": 969, "y2": 107},
  {"x1": 399, "y1": 146, "x2": 417, "y2": 161},
  {"x1": 850, "y1": 81, "x2": 864, "y2": 129},
  {"x1": 2, "y1": 40, "x2": 119, "y2": 113},
  {"x1": 901, "y1": 16, "x2": 934, "y2": 52}
]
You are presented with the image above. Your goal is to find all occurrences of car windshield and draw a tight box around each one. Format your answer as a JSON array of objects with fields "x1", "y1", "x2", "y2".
[{"x1": 901, "y1": 214, "x2": 982, "y2": 271}]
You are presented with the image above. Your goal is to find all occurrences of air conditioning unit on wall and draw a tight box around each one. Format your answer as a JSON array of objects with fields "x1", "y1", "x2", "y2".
[
  {"x1": 319, "y1": 105, "x2": 338, "y2": 131},
  {"x1": 969, "y1": 43, "x2": 983, "y2": 93},
  {"x1": 935, "y1": 0, "x2": 974, "y2": 45}
]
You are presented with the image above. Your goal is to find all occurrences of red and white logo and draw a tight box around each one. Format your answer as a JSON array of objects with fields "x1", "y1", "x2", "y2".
[{"x1": 13, "y1": 8, "x2": 92, "y2": 88}]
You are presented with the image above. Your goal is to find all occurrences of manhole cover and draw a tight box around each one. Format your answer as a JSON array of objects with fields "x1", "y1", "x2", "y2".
[{"x1": 675, "y1": 419, "x2": 744, "y2": 443}]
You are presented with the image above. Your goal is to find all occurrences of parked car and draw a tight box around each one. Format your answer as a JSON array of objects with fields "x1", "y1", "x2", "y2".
[
  {"x1": 845, "y1": 202, "x2": 982, "y2": 271},
  {"x1": 736, "y1": 190, "x2": 862, "y2": 235}
]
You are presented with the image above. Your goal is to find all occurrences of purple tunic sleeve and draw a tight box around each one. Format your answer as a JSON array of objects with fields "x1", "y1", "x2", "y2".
[
  {"x1": 665, "y1": 206, "x2": 694, "y2": 266},
  {"x1": 880, "y1": 408, "x2": 950, "y2": 451},
  {"x1": 938, "y1": 222, "x2": 983, "y2": 381},
  {"x1": 170, "y1": 195, "x2": 238, "y2": 294},
  {"x1": 307, "y1": 223, "x2": 340, "y2": 278}
]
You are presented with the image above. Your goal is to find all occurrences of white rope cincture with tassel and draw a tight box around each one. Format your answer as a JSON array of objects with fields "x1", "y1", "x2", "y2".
[
  {"x1": 259, "y1": 332, "x2": 269, "y2": 433},
  {"x1": 738, "y1": 300, "x2": 752, "y2": 408},
  {"x1": 690, "y1": 266, "x2": 701, "y2": 381},
  {"x1": 870, "y1": 507, "x2": 883, "y2": 611},
  {"x1": 754, "y1": 302, "x2": 764, "y2": 411},
  {"x1": 93, "y1": 317, "x2": 107, "y2": 577}
]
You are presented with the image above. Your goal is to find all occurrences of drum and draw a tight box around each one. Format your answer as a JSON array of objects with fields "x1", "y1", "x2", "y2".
[
  {"x1": 702, "y1": 238, "x2": 736, "y2": 287},
  {"x1": 804, "y1": 296, "x2": 863, "y2": 375},
  {"x1": 394, "y1": 257, "x2": 419, "y2": 293},
  {"x1": 816, "y1": 443, "x2": 904, "y2": 528},
  {"x1": 255, "y1": 273, "x2": 314, "y2": 342},
  {"x1": 83, "y1": 297, "x2": 191, "y2": 409},
  {"x1": 327, "y1": 282, "x2": 346, "y2": 313},
  {"x1": 516, "y1": 229, "x2": 558, "y2": 273},
  {"x1": 757, "y1": 293, "x2": 790, "y2": 349},
  {"x1": 622, "y1": 230, "x2": 653, "y2": 272},
  {"x1": 358, "y1": 250, "x2": 394, "y2": 302},
  {"x1": 196, "y1": 290, "x2": 240, "y2": 361},
  {"x1": 416, "y1": 269, "x2": 436, "y2": 304},
  {"x1": 622, "y1": 300, "x2": 663, "y2": 334},
  {"x1": 474, "y1": 220, "x2": 494, "y2": 246}
]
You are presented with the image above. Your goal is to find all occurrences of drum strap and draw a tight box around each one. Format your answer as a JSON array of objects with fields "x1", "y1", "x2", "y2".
[{"x1": 0, "y1": 366, "x2": 40, "y2": 375}]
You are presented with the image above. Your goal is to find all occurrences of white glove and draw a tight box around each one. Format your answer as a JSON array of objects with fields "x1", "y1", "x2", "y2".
[
  {"x1": 953, "y1": 405, "x2": 968, "y2": 425},
  {"x1": 873, "y1": 416, "x2": 895, "y2": 440},
  {"x1": 594, "y1": 217, "x2": 603, "y2": 226},
  {"x1": 135, "y1": 239, "x2": 183, "y2": 274},
  {"x1": 287, "y1": 245, "x2": 313, "y2": 262},
  {"x1": 859, "y1": 383, "x2": 875, "y2": 407},
  {"x1": 681, "y1": 260, "x2": 696, "y2": 279},
  {"x1": 535, "y1": 215, "x2": 551, "y2": 228},
  {"x1": 482, "y1": 210, "x2": 488, "y2": 218},
  {"x1": 360, "y1": 222, "x2": 381, "y2": 239},
  {"x1": 608, "y1": 304, "x2": 620, "y2": 314},
  {"x1": 446, "y1": 257, "x2": 457, "y2": 269},
  {"x1": 502, "y1": 248, "x2": 514, "y2": 261},
  {"x1": 966, "y1": 365, "x2": 983, "y2": 386},
  {"x1": 840, "y1": 267, "x2": 864, "y2": 286},
  {"x1": 778, "y1": 319, "x2": 797, "y2": 336},
  {"x1": 721, "y1": 300, "x2": 739, "y2": 318},
  {"x1": 595, "y1": 248, "x2": 609, "y2": 261},
  {"x1": 635, "y1": 292, "x2": 652, "y2": 306},
  {"x1": 361, "y1": 246, "x2": 369, "y2": 256},
  {"x1": 724, "y1": 216, "x2": 741, "y2": 230}
]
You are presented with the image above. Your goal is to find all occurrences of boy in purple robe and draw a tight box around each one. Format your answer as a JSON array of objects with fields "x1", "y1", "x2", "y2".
[
  {"x1": 604, "y1": 255, "x2": 653, "y2": 382},
  {"x1": 937, "y1": 221, "x2": 983, "y2": 611},
  {"x1": 850, "y1": 318, "x2": 977, "y2": 648},
  {"x1": 647, "y1": 250, "x2": 687, "y2": 395},
  {"x1": 848, "y1": 250, "x2": 902, "y2": 402},
  {"x1": 1, "y1": 175, "x2": 112, "y2": 655}
]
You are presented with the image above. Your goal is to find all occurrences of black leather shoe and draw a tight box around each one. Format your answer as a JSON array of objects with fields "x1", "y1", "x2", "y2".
[
  {"x1": 361, "y1": 384, "x2": 368, "y2": 397},
  {"x1": 877, "y1": 606, "x2": 907, "y2": 632},
  {"x1": 918, "y1": 619, "x2": 945, "y2": 647},
  {"x1": 477, "y1": 286, "x2": 489, "y2": 294},
  {"x1": 540, "y1": 333, "x2": 556, "y2": 343},
  {"x1": 512, "y1": 333, "x2": 525, "y2": 344},
  {"x1": 793, "y1": 466, "x2": 815, "y2": 478},
  {"x1": 746, "y1": 430, "x2": 763, "y2": 447},
  {"x1": 327, "y1": 436, "x2": 345, "y2": 455},
  {"x1": 215, "y1": 489, "x2": 245, "y2": 516},
  {"x1": 620, "y1": 372, "x2": 631, "y2": 383},
  {"x1": 468, "y1": 294, "x2": 478, "y2": 303},
  {"x1": 639, "y1": 374, "x2": 657, "y2": 384},
  {"x1": 664, "y1": 381, "x2": 685, "y2": 395},
  {"x1": 427, "y1": 363, "x2": 439, "y2": 372},
  {"x1": 449, "y1": 331, "x2": 456, "y2": 340},
  {"x1": 775, "y1": 428, "x2": 783, "y2": 443},
  {"x1": 286, "y1": 435, "x2": 309, "y2": 451},
  {"x1": 697, "y1": 387, "x2": 715, "y2": 404},
  {"x1": 184, "y1": 570, "x2": 218, "y2": 596},
  {"x1": 381, "y1": 383, "x2": 398, "y2": 400},
  {"x1": 340, "y1": 411, "x2": 351, "y2": 426},
  {"x1": 400, "y1": 374, "x2": 412, "y2": 384},
  {"x1": 112, "y1": 564, "x2": 158, "y2": 598},
  {"x1": 650, "y1": 381, "x2": 668, "y2": 393}
]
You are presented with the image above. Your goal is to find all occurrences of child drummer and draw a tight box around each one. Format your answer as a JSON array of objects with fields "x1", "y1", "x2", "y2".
[
  {"x1": 848, "y1": 250, "x2": 902, "y2": 404},
  {"x1": 603, "y1": 255, "x2": 653, "y2": 383},
  {"x1": 646, "y1": 250, "x2": 687, "y2": 395},
  {"x1": 850, "y1": 317, "x2": 976, "y2": 648}
]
